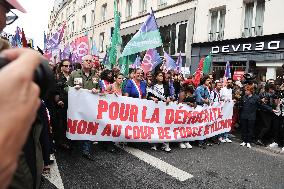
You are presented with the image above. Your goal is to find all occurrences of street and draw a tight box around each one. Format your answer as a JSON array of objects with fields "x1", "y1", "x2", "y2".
[{"x1": 41, "y1": 140, "x2": 284, "y2": 189}]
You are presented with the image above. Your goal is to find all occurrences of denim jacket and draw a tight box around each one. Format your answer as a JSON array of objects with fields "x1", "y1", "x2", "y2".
[{"x1": 194, "y1": 85, "x2": 210, "y2": 105}]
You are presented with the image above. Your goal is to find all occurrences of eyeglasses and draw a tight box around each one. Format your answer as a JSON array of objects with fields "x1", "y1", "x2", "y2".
[
  {"x1": 6, "y1": 10, "x2": 18, "y2": 25},
  {"x1": 62, "y1": 65, "x2": 70, "y2": 68},
  {"x1": 0, "y1": 1, "x2": 19, "y2": 25}
]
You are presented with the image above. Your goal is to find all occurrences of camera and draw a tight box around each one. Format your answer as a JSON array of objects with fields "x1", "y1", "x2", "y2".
[
  {"x1": 0, "y1": 57, "x2": 55, "y2": 98},
  {"x1": 243, "y1": 73, "x2": 256, "y2": 84}
]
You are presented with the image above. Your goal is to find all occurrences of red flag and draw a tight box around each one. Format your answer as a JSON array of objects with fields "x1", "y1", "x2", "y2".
[
  {"x1": 74, "y1": 36, "x2": 89, "y2": 62},
  {"x1": 192, "y1": 57, "x2": 205, "y2": 87},
  {"x1": 21, "y1": 28, "x2": 28, "y2": 47}
]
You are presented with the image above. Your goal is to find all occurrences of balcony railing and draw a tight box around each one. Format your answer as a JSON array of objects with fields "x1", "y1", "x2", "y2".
[
  {"x1": 208, "y1": 31, "x2": 224, "y2": 41},
  {"x1": 126, "y1": 15, "x2": 132, "y2": 20},
  {"x1": 158, "y1": 2, "x2": 167, "y2": 9},
  {"x1": 242, "y1": 26, "x2": 263, "y2": 38},
  {"x1": 139, "y1": 10, "x2": 147, "y2": 16}
]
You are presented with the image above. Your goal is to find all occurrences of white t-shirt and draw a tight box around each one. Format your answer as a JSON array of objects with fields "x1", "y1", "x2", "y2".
[{"x1": 220, "y1": 87, "x2": 232, "y2": 101}]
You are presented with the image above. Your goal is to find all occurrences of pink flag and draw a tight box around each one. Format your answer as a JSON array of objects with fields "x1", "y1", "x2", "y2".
[{"x1": 74, "y1": 36, "x2": 90, "y2": 62}]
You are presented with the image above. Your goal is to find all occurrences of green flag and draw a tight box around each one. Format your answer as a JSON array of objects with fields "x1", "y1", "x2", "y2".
[
  {"x1": 121, "y1": 10, "x2": 162, "y2": 57},
  {"x1": 120, "y1": 54, "x2": 136, "y2": 76},
  {"x1": 120, "y1": 56, "x2": 129, "y2": 76},
  {"x1": 109, "y1": 0, "x2": 122, "y2": 65},
  {"x1": 203, "y1": 54, "x2": 212, "y2": 74}
]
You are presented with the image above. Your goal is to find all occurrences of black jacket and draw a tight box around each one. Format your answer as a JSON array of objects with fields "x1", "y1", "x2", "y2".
[{"x1": 240, "y1": 94, "x2": 273, "y2": 120}]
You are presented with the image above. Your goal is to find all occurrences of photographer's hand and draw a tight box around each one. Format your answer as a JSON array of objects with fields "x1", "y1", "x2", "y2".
[{"x1": 0, "y1": 48, "x2": 41, "y2": 189}]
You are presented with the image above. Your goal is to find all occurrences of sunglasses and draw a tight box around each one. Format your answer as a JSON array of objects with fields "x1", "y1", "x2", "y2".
[
  {"x1": 62, "y1": 65, "x2": 70, "y2": 67},
  {"x1": 0, "y1": 2, "x2": 18, "y2": 25},
  {"x1": 84, "y1": 60, "x2": 92, "y2": 62}
]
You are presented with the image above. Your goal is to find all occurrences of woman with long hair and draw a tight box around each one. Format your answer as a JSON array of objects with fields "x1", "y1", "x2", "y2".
[
  {"x1": 147, "y1": 71, "x2": 171, "y2": 152},
  {"x1": 99, "y1": 69, "x2": 114, "y2": 93},
  {"x1": 54, "y1": 59, "x2": 71, "y2": 150},
  {"x1": 109, "y1": 73, "x2": 124, "y2": 96},
  {"x1": 178, "y1": 83, "x2": 196, "y2": 149}
]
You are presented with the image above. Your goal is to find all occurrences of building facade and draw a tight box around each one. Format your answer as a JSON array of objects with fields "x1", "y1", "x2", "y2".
[
  {"x1": 48, "y1": 0, "x2": 116, "y2": 59},
  {"x1": 191, "y1": 0, "x2": 284, "y2": 81},
  {"x1": 47, "y1": 0, "x2": 197, "y2": 66}
]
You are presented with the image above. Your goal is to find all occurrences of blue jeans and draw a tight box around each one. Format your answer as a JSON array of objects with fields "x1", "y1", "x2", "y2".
[{"x1": 82, "y1": 141, "x2": 92, "y2": 155}]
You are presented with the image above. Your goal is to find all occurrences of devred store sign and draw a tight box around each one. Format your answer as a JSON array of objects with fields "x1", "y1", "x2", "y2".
[{"x1": 212, "y1": 41, "x2": 281, "y2": 54}]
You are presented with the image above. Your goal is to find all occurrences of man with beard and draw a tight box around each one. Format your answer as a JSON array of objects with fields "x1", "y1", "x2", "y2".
[{"x1": 219, "y1": 78, "x2": 233, "y2": 143}]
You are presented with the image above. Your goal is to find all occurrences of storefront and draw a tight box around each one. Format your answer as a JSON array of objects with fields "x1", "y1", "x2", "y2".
[{"x1": 191, "y1": 33, "x2": 284, "y2": 82}]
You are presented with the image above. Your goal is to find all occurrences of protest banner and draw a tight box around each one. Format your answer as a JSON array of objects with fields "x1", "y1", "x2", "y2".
[{"x1": 67, "y1": 88, "x2": 233, "y2": 142}]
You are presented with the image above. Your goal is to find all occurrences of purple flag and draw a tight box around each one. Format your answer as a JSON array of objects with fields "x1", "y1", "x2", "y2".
[
  {"x1": 141, "y1": 49, "x2": 161, "y2": 73},
  {"x1": 224, "y1": 61, "x2": 231, "y2": 78},
  {"x1": 131, "y1": 55, "x2": 141, "y2": 69},
  {"x1": 61, "y1": 44, "x2": 70, "y2": 60},
  {"x1": 164, "y1": 51, "x2": 177, "y2": 70},
  {"x1": 176, "y1": 52, "x2": 182, "y2": 73},
  {"x1": 46, "y1": 22, "x2": 66, "y2": 50}
]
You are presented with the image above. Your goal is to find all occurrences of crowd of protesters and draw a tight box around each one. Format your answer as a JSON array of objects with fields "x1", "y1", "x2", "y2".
[{"x1": 36, "y1": 54, "x2": 284, "y2": 174}]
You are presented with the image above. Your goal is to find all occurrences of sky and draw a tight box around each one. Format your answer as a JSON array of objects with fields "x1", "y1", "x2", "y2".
[{"x1": 4, "y1": 0, "x2": 55, "y2": 49}]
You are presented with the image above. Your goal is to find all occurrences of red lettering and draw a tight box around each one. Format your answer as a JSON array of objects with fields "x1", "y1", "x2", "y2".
[
  {"x1": 148, "y1": 127, "x2": 154, "y2": 139},
  {"x1": 173, "y1": 127, "x2": 179, "y2": 139},
  {"x1": 133, "y1": 126, "x2": 140, "y2": 139},
  {"x1": 186, "y1": 127, "x2": 192, "y2": 137},
  {"x1": 164, "y1": 127, "x2": 171, "y2": 139},
  {"x1": 142, "y1": 106, "x2": 150, "y2": 123},
  {"x1": 97, "y1": 100, "x2": 108, "y2": 119},
  {"x1": 67, "y1": 119, "x2": 78, "y2": 134},
  {"x1": 157, "y1": 127, "x2": 165, "y2": 139},
  {"x1": 174, "y1": 110, "x2": 183, "y2": 124},
  {"x1": 180, "y1": 127, "x2": 186, "y2": 138},
  {"x1": 86, "y1": 122, "x2": 99, "y2": 135},
  {"x1": 165, "y1": 109, "x2": 174, "y2": 124},
  {"x1": 150, "y1": 108, "x2": 160, "y2": 123},
  {"x1": 197, "y1": 126, "x2": 203, "y2": 137},
  {"x1": 125, "y1": 126, "x2": 132, "y2": 139},
  {"x1": 112, "y1": 125, "x2": 122, "y2": 137},
  {"x1": 119, "y1": 103, "x2": 130, "y2": 121},
  {"x1": 77, "y1": 120, "x2": 87, "y2": 134},
  {"x1": 101, "y1": 124, "x2": 112, "y2": 136},
  {"x1": 109, "y1": 102, "x2": 119, "y2": 120},
  {"x1": 204, "y1": 125, "x2": 209, "y2": 136},
  {"x1": 129, "y1": 105, "x2": 138, "y2": 122}
]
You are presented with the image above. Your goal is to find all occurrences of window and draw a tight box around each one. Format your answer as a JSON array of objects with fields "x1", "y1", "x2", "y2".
[
  {"x1": 126, "y1": 0, "x2": 132, "y2": 18},
  {"x1": 243, "y1": 0, "x2": 265, "y2": 37},
  {"x1": 101, "y1": 4, "x2": 107, "y2": 22},
  {"x1": 61, "y1": 12, "x2": 64, "y2": 22},
  {"x1": 82, "y1": 14, "x2": 86, "y2": 29},
  {"x1": 209, "y1": 8, "x2": 226, "y2": 41},
  {"x1": 66, "y1": 7, "x2": 69, "y2": 17},
  {"x1": 255, "y1": 0, "x2": 265, "y2": 36},
  {"x1": 140, "y1": 0, "x2": 147, "y2": 14},
  {"x1": 91, "y1": 10, "x2": 95, "y2": 24},
  {"x1": 177, "y1": 22, "x2": 187, "y2": 53},
  {"x1": 99, "y1": 33, "x2": 104, "y2": 52},
  {"x1": 243, "y1": 2, "x2": 253, "y2": 37}
]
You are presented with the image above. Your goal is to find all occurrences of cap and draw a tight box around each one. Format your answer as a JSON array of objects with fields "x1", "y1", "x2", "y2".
[{"x1": 5, "y1": 0, "x2": 26, "y2": 13}]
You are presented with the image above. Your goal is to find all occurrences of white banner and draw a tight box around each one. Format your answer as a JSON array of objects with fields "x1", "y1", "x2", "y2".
[{"x1": 67, "y1": 88, "x2": 233, "y2": 142}]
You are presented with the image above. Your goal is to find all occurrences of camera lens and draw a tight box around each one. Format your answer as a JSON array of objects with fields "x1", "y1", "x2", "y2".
[{"x1": 0, "y1": 57, "x2": 55, "y2": 99}]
